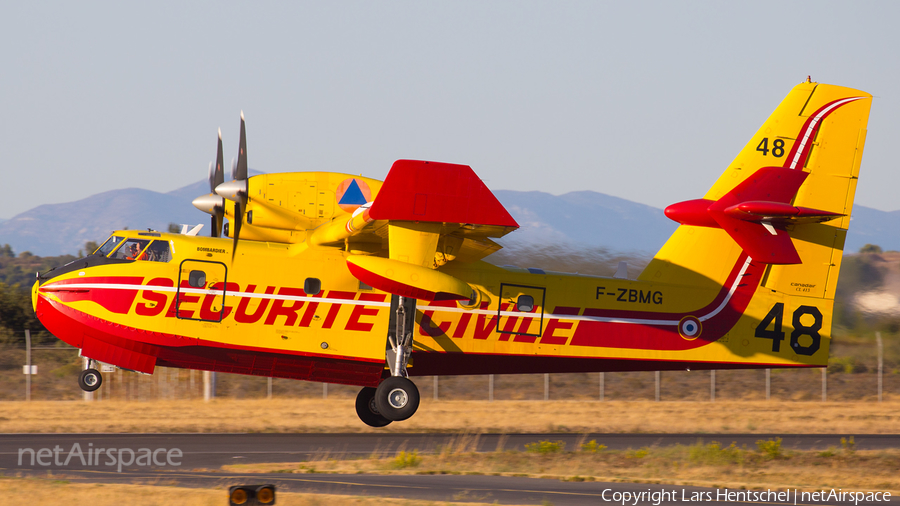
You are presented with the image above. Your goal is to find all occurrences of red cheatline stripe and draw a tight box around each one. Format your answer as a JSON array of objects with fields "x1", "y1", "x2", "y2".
[{"x1": 783, "y1": 97, "x2": 864, "y2": 171}]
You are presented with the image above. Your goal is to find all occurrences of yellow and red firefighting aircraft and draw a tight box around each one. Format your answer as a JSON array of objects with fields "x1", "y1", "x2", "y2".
[{"x1": 33, "y1": 81, "x2": 871, "y2": 426}]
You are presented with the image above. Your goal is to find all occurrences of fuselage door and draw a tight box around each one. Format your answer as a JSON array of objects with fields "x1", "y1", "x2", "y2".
[
  {"x1": 497, "y1": 283, "x2": 546, "y2": 338},
  {"x1": 176, "y1": 259, "x2": 228, "y2": 322}
]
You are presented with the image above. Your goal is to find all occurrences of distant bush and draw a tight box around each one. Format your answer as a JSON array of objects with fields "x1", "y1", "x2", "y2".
[
  {"x1": 859, "y1": 244, "x2": 883, "y2": 254},
  {"x1": 525, "y1": 440, "x2": 566, "y2": 454},
  {"x1": 391, "y1": 451, "x2": 421, "y2": 469},
  {"x1": 625, "y1": 448, "x2": 649, "y2": 459},
  {"x1": 688, "y1": 441, "x2": 747, "y2": 466},
  {"x1": 841, "y1": 436, "x2": 856, "y2": 455},
  {"x1": 756, "y1": 438, "x2": 785, "y2": 460},
  {"x1": 580, "y1": 440, "x2": 606, "y2": 453},
  {"x1": 0, "y1": 245, "x2": 86, "y2": 344}
]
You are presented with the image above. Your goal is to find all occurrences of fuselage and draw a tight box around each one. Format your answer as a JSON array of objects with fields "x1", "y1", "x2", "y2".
[
  {"x1": 29, "y1": 82, "x2": 871, "y2": 429},
  {"x1": 33, "y1": 225, "x2": 824, "y2": 389}
]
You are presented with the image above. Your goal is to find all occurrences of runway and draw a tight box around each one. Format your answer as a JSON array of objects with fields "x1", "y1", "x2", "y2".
[
  {"x1": 3, "y1": 433, "x2": 896, "y2": 469},
  {"x1": 5, "y1": 468, "x2": 874, "y2": 506},
  {"x1": 2, "y1": 433, "x2": 897, "y2": 505}
]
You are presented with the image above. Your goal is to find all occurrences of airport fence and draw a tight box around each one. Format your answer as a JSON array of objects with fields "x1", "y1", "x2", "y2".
[{"x1": 0, "y1": 330, "x2": 896, "y2": 402}]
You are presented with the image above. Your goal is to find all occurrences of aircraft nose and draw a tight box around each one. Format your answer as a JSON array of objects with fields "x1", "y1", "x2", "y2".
[{"x1": 31, "y1": 278, "x2": 39, "y2": 312}]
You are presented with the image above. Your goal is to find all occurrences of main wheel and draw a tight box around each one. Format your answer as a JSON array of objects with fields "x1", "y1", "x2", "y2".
[
  {"x1": 355, "y1": 387, "x2": 392, "y2": 427},
  {"x1": 78, "y1": 368, "x2": 102, "y2": 392},
  {"x1": 374, "y1": 377, "x2": 420, "y2": 421}
]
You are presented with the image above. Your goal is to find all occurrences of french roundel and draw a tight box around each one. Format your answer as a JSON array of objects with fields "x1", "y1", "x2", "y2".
[
  {"x1": 335, "y1": 178, "x2": 372, "y2": 213},
  {"x1": 678, "y1": 316, "x2": 702, "y2": 340}
]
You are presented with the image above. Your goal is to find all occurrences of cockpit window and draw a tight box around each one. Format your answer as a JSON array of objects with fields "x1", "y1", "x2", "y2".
[
  {"x1": 113, "y1": 239, "x2": 151, "y2": 260},
  {"x1": 141, "y1": 240, "x2": 172, "y2": 262},
  {"x1": 96, "y1": 236, "x2": 125, "y2": 256}
]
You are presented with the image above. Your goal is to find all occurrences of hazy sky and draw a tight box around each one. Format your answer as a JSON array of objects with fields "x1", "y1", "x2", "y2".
[{"x1": 2, "y1": 1, "x2": 898, "y2": 220}]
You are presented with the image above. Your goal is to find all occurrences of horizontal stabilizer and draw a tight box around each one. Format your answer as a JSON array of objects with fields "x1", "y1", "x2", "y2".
[
  {"x1": 664, "y1": 167, "x2": 835, "y2": 264},
  {"x1": 708, "y1": 167, "x2": 811, "y2": 264},
  {"x1": 368, "y1": 160, "x2": 518, "y2": 228},
  {"x1": 710, "y1": 214, "x2": 800, "y2": 264},
  {"x1": 724, "y1": 201, "x2": 844, "y2": 223}
]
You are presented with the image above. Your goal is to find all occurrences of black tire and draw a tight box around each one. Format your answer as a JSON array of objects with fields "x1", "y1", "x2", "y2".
[
  {"x1": 374, "y1": 377, "x2": 420, "y2": 421},
  {"x1": 355, "y1": 387, "x2": 392, "y2": 427},
  {"x1": 78, "y1": 368, "x2": 102, "y2": 392}
]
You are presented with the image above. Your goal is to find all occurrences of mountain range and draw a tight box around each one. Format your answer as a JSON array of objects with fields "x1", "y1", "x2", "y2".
[{"x1": 0, "y1": 174, "x2": 896, "y2": 257}]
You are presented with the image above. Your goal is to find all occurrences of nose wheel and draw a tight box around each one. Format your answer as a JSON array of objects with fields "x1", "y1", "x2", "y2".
[
  {"x1": 355, "y1": 387, "x2": 392, "y2": 427},
  {"x1": 78, "y1": 368, "x2": 102, "y2": 392}
]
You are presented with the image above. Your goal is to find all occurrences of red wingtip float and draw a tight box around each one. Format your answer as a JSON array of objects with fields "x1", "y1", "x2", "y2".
[{"x1": 33, "y1": 81, "x2": 872, "y2": 427}]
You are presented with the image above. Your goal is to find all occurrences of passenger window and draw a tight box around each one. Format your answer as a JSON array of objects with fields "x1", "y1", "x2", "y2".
[
  {"x1": 304, "y1": 278, "x2": 321, "y2": 295},
  {"x1": 114, "y1": 239, "x2": 151, "y2": 260},
  {"x1": 516, "y1": 295, "x2": 534, "y2": 312},
  {"x1": 188, "y1": 270, "x2": 206, "y2": 288},
  {"x1": 141, "y1": 241, "x2": 171, "y2": 262}
]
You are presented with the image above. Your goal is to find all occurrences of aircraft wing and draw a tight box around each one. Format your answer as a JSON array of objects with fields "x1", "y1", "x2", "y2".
[
  {"x1": 201, "y1": 160, "x2": 519, "y2": 300},
  {"x1": 302, "y1": 160, "x2": 518, "y2": 257},
  {"x1": 343, "y1": 160, "x2": 519, "y2": 301}
]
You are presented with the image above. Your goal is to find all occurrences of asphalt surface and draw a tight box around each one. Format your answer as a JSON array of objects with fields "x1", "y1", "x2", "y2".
[
  {"x1": 2, "y1": 433, "x2": 897, "y2": 505},
  {"x1": 3, "y1": 433, "x2": 898, "y2": 470},
  {"x1": 8, "y1": 468, "x2": 888, "y2": 506}
]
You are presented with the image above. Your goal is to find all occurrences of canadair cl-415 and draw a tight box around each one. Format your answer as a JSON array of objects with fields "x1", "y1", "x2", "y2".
[{"x1": 33, "y1": 81, "x2": 872, "y2": 426}]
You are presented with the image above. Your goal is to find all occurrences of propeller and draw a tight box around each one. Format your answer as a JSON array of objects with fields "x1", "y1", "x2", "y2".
[
  {"x1": 209, "y1": 129, "x2": 225, "y2": 237},
  {"x1": 216, "y1": 111, "x2": 249, "y2": 261},
  {"x1": 191, "y1": 129, "x2": 226, "y2": 237}
]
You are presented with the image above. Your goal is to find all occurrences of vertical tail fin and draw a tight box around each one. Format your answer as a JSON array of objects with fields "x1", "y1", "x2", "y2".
[{"x1": 640, "y1": 82, "x2": 872, "y2": 304}]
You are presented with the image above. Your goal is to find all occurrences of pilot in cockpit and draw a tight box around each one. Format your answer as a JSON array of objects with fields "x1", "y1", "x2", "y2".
[{"x1": 126, "y1": 243, "x2": 141, "y2": 260}]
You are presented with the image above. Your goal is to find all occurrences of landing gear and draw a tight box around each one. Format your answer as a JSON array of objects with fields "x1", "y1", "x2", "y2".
[
  {"x1": 386, "y1": 295, "x2": 416, "y2": 379},
  {"x1": 374, "y1": 295, "x2": 422, "y2": 422},
  {"x1": 355, "y1": 295, "x2": 424, "y2": 427},
  {"x1": 355, "y1": 387, "x2": 392, "y2": 427},
  {"x1": 374, "y1": 376, "x2": 420, "y2": 421},
  {"x1": 78, "y1": 368, "x2": 102, "y2": 392}
]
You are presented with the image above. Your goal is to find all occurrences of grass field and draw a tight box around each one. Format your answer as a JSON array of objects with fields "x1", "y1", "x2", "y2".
[
  {"x1": 225, "y1": 439, "x2": 900, "y2": 494},
  {"x1": 1, "y1": 398, "x2": 898, "y2": 434},
  {"x1": 0, "y1": 477, "x2": 500, "y2": 506}
]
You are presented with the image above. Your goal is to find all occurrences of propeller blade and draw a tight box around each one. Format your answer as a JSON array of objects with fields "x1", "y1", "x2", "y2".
[
  {"x1": 214, "y1": 128, "x2": 225, "y2": 190},
  {"x1": 211, "y1": 213, "x2": 225, "y2": 238},
  {"x1": 232, "y1": 201, "x2": 243, "y2": 261},
  {"x1": 227, "y1": 112, "x2": 249, "y2": 260},
  {"x1": 204, "y1": 129, "x2": 226, "y2": 238},
  {"x1": 234, "y1": 111, "x2": 248, "y2": 181}
]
